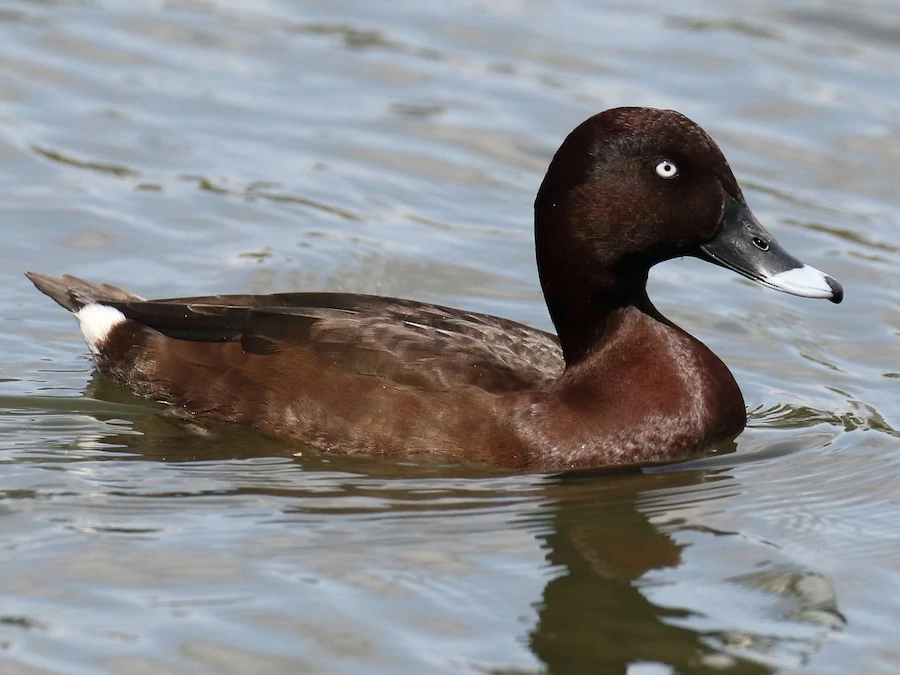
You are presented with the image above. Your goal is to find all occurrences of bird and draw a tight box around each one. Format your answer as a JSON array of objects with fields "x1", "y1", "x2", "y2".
[{"x1": 28, "y1": 107, "x2": 842, "y2": 471}]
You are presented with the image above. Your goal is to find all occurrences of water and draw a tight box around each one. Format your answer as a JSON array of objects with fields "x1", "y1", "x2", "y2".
[{"x1": 0, "y1": 0, "x2": 898, "y2": 672}]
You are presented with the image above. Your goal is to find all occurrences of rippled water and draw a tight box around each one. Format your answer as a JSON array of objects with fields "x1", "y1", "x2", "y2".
[{"x1": 1, "y1": 0, "x2": 898, "y2": 672}]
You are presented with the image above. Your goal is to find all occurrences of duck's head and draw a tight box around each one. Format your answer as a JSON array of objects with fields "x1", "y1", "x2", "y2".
[{"x1": 534, "y1": 107, "x2": 842, "y2": 341}]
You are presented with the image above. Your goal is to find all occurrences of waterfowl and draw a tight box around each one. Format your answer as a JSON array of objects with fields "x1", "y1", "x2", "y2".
[{"x1": 28, "y1": 107, "x2": 842, "y2": 471}]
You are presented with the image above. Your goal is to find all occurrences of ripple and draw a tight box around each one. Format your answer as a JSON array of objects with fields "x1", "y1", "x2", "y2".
[
  {"x1": 29, "y1": 143, "x2": 362, "y2": 221},
  {"x1": 31, "y1": 145, "x2": 139, "y2": 178},
  {"x1": 1, "y1": 0, "x2": 898, "y2": 673},
  {"x1": 760, "y1": 399, "x2": 898, "y2": 438}
]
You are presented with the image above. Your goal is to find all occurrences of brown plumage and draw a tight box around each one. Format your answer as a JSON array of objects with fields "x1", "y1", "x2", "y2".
[{"x1": 27, "y1": 107, "x2": 842, "y2": 471}]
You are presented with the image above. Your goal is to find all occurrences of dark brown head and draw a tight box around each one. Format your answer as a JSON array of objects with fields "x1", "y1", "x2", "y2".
[{"x1": 534, "y1": 107, "x2": 842, "y2": 363}]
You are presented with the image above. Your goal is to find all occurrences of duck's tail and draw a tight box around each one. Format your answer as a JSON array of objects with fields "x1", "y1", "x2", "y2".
[{"x1": 26, "y1": 272, "x2": 144, "y2": 312}]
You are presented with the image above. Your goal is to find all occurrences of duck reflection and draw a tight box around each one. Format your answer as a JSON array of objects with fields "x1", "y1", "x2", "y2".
[{"x1": 525, "y1": 469, "x2": 844, "y2": 674}]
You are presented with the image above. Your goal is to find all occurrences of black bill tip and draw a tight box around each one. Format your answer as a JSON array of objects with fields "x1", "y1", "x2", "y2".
[{"x1": 826, "y1": 276, "x2": 844, "y2": 304}]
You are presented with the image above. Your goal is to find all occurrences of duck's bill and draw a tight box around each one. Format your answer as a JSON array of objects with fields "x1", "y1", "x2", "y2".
[{"x1": 698, "y1": 195, "x2": 843, "y2": 304}]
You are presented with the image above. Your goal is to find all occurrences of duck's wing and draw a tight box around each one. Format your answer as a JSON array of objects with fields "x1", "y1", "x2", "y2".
[{"x1": 28, "y1": 274, "x2": 563, "y2": 394}]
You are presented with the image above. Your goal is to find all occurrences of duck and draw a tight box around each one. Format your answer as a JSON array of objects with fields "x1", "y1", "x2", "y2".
[{"x1": 27, "y1": 107, "x2": 842, "y2": 471}]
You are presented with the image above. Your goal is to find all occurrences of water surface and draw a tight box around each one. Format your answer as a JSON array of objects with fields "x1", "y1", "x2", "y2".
[{"x1": 0, "y1": 0, "x2": 898, "y2": 673}]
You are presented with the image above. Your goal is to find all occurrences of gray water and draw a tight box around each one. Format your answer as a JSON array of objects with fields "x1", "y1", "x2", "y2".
[{"x1": 1, "y1": 1, "x2": 898, "y2": 673}]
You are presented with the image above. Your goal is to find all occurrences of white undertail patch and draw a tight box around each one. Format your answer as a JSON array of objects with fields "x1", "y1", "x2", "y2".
[{"x1": 75, "y1": 304, "x2": 126, "y2": 355}]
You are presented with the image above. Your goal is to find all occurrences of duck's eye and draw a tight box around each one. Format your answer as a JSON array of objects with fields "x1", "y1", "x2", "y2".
[{"x1": 655, "y1": 159, "x2": 679, "y2": 179}]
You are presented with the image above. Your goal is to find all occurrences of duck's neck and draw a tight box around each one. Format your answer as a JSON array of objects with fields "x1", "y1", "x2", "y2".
[
  {"x1": 533, "y1": 170, "x2": 663, "y2": 365},
  {"x1": 540, "y1": 267, "x2": 656, "y2": 367}
]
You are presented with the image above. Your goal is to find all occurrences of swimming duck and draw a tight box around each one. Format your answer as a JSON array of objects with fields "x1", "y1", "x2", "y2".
[{"x1": 28, "y1": 107, "x2": 842, "y2": 471}]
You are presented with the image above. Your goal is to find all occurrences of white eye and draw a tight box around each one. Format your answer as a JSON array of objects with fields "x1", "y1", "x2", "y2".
[{"x1": 655, "y1": 159, "x2": 679, "y2": 179}]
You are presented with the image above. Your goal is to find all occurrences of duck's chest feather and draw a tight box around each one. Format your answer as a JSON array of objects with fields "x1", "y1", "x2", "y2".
[{"x1": 497, "y1": 306, "x2": 746, "y2": 469}]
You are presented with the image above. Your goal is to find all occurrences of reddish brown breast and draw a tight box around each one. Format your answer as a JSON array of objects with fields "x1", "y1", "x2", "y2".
[{"x1": 498, "y1": 306, "x2": 746, "y2": 470}]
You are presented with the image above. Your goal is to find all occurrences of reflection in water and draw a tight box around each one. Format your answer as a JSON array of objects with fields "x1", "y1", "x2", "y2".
[{"x1": 523, "y1": 473, "x2": 843, "y2": 673}]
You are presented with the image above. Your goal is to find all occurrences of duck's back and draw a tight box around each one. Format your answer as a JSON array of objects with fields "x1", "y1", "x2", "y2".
[
  {"x1": 126, "y1": 291, "x2": 565, "y2": 393},
  {"x1": 28, "y1": 273, "x2": 564, "y2": 396}
]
